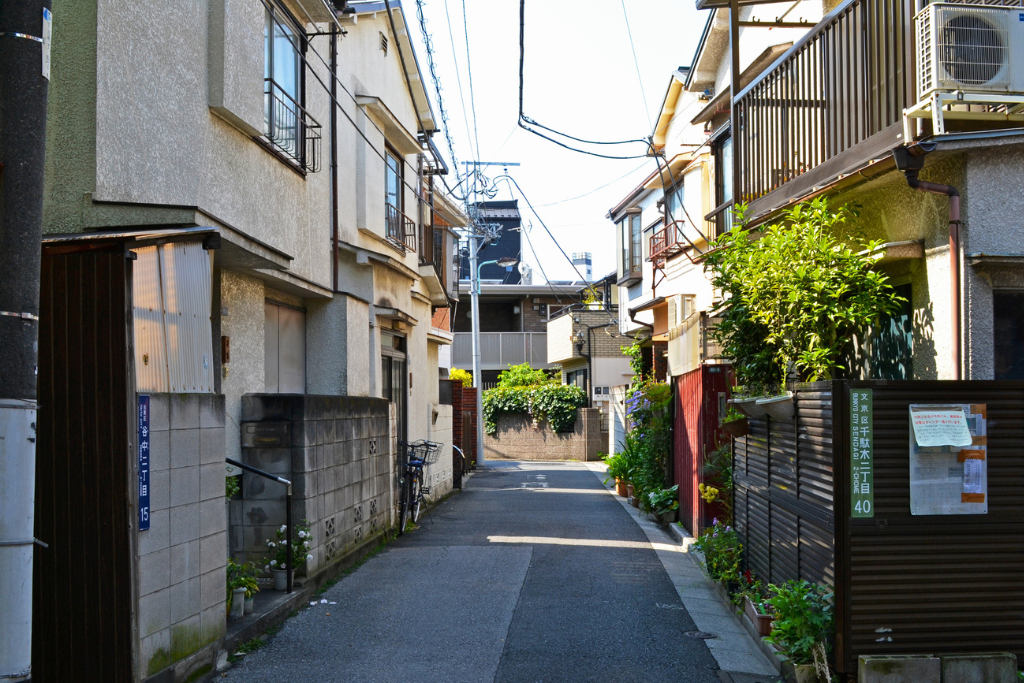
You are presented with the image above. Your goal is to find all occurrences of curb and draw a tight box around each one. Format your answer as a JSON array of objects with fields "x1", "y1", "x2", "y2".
[{"x1": 665, "y1": 522, "x2": 788, "y2": 681}]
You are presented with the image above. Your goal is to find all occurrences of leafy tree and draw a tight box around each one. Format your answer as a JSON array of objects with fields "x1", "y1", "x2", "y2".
[{"x1": 704, "y1": 198, "x2": 903, "y2": 392}]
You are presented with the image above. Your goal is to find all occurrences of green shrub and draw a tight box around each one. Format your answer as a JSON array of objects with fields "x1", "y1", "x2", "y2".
[
  {"x1": 482, "y1": 382, "x2": 587, "y2": 434},
  {"x1": 705, "y1": 198, "x2": 904, "y2": 392},
  {"x1": 496, "y1": 362, "x2": 555, "y2": 388},
  {"x1": 765, "y1": 580, "x2": 834, "y2": 667}
]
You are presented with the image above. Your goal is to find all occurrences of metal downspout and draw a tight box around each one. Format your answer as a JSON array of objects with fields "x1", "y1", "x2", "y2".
[{"x1": 330, "y1": 24, "x2": 339, "y2": 292}]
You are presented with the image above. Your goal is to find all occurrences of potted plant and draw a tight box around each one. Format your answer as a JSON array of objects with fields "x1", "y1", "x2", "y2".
[
  {"x1": 226, "y1": 559, "x2": 257, "y2": 621},
  {"x1": 647, "y1": 485, "x2": 679, "y2": 524},
  {"x1": 735, "y1": 571, "x2": 773, "y2": 637},
  {"x1": 765, "y1": 580, "x2": 834, "y2": 683},
  {"x1": 720, "y1": 406, "x2": 750, "y2": 437},
  {"x1": 691, "y1": 519, "x2": 742, "y2": 593},
  {"x1": 602, "y1": 453, "x2": 629, "y2": 498},
  {"x1": 264, "y1": 520, "x2": 313, "y2": 592}
]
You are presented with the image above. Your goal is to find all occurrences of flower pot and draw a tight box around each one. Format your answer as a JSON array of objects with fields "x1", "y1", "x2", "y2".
[
  {"x1": 229, "y1": 587, "x2": 246, "y2": 621},
  {"x1": 630, "y1": 496, "x2": 640, "y2": 508},
  {"x1": 615, "y1": 480, "x2": 628, "y2": 497},
  {"x1": 744, "y1": 597, "x2": 773, "y2": 637},
  {"x1": 272, "y1": 568, "x2": 289, "y2": 592},
  {"x1": 722, "y1": 416, "x2": 750, "y2": 438},
  {"x1": 626, "y1": 483, "x2": 634, "y2": 499},
  {"x1": 794, "y1": 664, "x2": 819, "y2": 683},
  {"x1": 244, "y1": 594, "x2": 255, "y2": 615},
  {"x1": 655, "y1": 509, "x2": 678, "y2": 525},
  {"x1": 756, "y1": 392, "x2": 795, "y2": 421},
  {"x1": 729, "y1": 397, "x2": 769, "y2": 419}
]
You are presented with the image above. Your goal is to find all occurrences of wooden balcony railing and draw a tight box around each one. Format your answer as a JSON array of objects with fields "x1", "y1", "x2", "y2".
[
  {"x1": 385, "y1": 203, "x2": 417, "y2": 252},
  {"x1": 733, "y1": 0, "x2": 915, "y2": 216}
]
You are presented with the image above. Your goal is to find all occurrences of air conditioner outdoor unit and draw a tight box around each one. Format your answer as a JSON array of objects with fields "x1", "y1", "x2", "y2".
[{"x1": 916, "y1": 2, "x2": 1024, "y2": 99}]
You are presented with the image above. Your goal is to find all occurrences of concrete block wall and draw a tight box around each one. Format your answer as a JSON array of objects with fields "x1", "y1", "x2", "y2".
[
  {"x1": 138, "y1": 393, "x2": 227, "y2": 681},
  {"x1": 485, "y1": 408, "x2": 603, "y2": 461},
  {"x1": 236, "y1": 395, "x2": 392, "y2": 577}
]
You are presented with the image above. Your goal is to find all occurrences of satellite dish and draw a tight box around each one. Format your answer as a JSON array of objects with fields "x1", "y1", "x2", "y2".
[{"x1": 518, "y1": 262, "x2": 530, "y2": 276}]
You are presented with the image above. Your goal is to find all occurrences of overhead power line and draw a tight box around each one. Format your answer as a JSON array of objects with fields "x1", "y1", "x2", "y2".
[{"x1": 516, "y1": 0, "x2": 653, "y2": 160}]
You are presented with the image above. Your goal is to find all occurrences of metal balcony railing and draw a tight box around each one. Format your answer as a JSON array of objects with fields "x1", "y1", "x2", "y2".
[
  {"x1": 263, "y1": 78, "x2": 321, "y2": 173},
  {"x1": 451, "y1": 332, "x2": 550, "y2": 369},
  {"x1": 385, "y1": 203, "x2": 417, "y2": 252},
  {"x1": 733, "y1": 0, "x2": 915, "y2": 215}
]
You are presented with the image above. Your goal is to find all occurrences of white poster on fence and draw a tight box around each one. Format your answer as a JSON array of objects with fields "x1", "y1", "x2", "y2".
[{"x1": 908, "y1": 404, "x2": 988, "y2": 515}]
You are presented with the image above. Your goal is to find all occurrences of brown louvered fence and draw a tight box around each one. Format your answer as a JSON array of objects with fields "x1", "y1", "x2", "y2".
[{"x1": 733, "y1": 380, "x2": 1024, "y2": 677}]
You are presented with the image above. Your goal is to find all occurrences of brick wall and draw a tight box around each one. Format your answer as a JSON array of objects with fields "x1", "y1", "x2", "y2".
[
  {"x1": 452, "y1": 385, "x2": 478, "y2": 466},
  {"x1": 137, "y1": 393, "x2": 227, "y2": 681},
  {"x1": 484, "y1": 408, "x2": 604, "y2": 461},
  {"x1": 235, "y1": 395, "x2": 392, "y2": 579},
  {"x1": 653, "y1": 341, "x2": 669, "y2": 381}
]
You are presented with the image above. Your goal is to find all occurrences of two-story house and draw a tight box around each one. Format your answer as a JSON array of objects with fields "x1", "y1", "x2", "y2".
[
  {"x1": 33, "y1": 0, "x2": 463, "y2": 680},
  {"x1": 696, "y1": 0, "x2": 1024, "y2": 382}
]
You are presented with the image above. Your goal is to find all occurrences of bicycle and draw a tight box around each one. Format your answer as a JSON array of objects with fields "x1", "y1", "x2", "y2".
[{"x1": 397, "y1": 440, "x2": 441, "y2": 535}]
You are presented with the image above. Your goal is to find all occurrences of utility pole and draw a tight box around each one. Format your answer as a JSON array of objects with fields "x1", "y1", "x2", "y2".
[
  {"x1": 0, "y1": 1, "x2": 52, "y2": 681},
  {"x1": 461, "y1": 161, "x2": 521, "y2": 468}
]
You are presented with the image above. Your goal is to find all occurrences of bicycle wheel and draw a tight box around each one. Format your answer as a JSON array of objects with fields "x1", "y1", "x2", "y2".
[
  {"x1": 398, "y1": 475, "x2": 411, "y2": 536},
  {"x1": 410, "y1": 473, "x2": 422, "y2": 524}
]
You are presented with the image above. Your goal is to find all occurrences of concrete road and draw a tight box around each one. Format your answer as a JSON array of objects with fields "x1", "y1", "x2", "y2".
[{"x1": 221, "y1": 461, "x2": 726, "y2": 683}]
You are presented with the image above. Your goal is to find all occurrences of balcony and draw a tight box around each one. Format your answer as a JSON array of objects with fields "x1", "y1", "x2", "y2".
[
  {"x1": 418, "y1": 217, "x2": 459, "y2": 305},
  {"x1": 385, "y1": 203, "x2": 417, "y2": 252},
  {"x1": 732, "y1": 0, "x2": 915, "y2": 219},
  {"x1": 263, "y1": 78, "x2": 321, "y2": 173},
  {"x1": 451, "y1": 332, "x2": 551, "y2": 372}
]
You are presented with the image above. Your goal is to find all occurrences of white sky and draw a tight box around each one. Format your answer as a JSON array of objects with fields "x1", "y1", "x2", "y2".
[{"x1": 410, "y1": 0, "x2": 708, "y2": 283}]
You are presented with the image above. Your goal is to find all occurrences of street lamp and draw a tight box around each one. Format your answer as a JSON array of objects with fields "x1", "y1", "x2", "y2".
[{"x1": 469, "y1": 254, "x2": 518, "y2": 467}]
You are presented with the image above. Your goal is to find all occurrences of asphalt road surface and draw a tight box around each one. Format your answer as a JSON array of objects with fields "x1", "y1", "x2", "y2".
[{"x1": 222, "y1": 461, "x2": 722, "y2": 683}]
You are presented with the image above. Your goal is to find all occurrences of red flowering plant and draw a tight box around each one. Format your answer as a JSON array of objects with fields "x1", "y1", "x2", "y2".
[{"x1": 732, "y1": 568, "x2": 771, "y2": 612}]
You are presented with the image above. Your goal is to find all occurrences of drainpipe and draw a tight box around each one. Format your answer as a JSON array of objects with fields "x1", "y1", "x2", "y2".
[
  {"x1": 892, "y1": 144, "x2": 962, "y2": 380},
  {"x1": 330, "y1": 24, "x2": 339, "y2": 292}
]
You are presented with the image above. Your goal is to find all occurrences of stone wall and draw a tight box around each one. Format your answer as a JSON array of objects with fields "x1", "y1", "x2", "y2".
[
  {"x1": 484, "y1": 408, "x2": 604, "y2": 461},
  {"x1": 137, "y1": 393, "x2": 227, "y2": 681},
  {"x1": 234, "y1": 395, "x2": 392, "y2": 578}
]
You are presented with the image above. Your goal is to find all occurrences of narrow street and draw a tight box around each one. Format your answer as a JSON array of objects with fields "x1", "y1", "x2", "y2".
[{"x1": 221, "y1": 462, "x2": 773, "y2": 683}]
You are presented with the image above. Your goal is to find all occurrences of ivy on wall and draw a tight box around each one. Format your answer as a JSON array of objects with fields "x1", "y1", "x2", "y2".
[{"x1": 482, "y1": 363, "x2": 587, "y2": 434}]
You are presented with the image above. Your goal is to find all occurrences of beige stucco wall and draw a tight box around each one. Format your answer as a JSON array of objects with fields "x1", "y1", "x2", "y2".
[{"x1": 220, "y1": 270, "x2": 266, "y2": 464}]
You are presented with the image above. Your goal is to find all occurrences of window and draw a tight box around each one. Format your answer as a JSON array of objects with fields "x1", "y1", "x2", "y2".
[
  {"x1": 263, "y1": 9, "x2": 321, "y2": 172},
  {"x1": 666, "y1": 185, "x2": 684, "y2": 224},
  {"x1": 994, "y1": 291, "x2": 1024, "y2": 379},
  {"x1": 385, "y1": 148, "x2": 409, "y2": 246},
  {"x1": 620, "y1": 212, "x2": 642, "y2": 282},
  {"x1": 381, "y1": 332, "x2": 407, "y2": 441}
]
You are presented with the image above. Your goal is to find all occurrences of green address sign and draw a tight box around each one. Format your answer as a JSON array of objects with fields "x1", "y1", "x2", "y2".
[{"x1": 850, "y1": 388, "x2": 874, "y2": 518}]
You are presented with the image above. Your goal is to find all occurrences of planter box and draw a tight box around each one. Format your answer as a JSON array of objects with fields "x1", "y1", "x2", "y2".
[
  {"x1": 744, "y1": 597, "x2": 773, "y2": 637},
  {"x1": 756, "y1": 392, "x2": 795, "y2": 421},
  {"x1": 722, "y1": 417, "x2": 750, "y2": 438}
]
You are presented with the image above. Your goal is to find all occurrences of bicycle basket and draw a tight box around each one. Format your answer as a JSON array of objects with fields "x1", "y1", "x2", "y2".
[{"x1": 412, "y1": 440, "x2": 442, "y2": 465}]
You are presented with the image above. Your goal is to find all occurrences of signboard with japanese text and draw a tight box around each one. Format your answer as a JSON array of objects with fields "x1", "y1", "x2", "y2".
[
  {"x1": 850, "y1": 389, "x2": 874, "y2": 518},
  {"x1": 138, "y1": 395, "x2": 151, "y2": 530},
  {"x1": 909, "y1": 404, "x2": 988, "y2": 515}
]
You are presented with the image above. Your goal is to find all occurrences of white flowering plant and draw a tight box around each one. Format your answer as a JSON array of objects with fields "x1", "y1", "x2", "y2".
[{"x1": 263, "y1": 519, "x2": 313, "y2": 572}]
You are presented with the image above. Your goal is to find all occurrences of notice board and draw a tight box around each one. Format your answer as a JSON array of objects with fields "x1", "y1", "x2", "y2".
[{"x1": 909, "y1": 404, "x2": 988, "y2": 515}]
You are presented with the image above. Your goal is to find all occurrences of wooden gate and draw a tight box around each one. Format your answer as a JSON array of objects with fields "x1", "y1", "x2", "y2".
[{"x1": 34, "y1": 243, "x2": 136, "y2": 682}]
